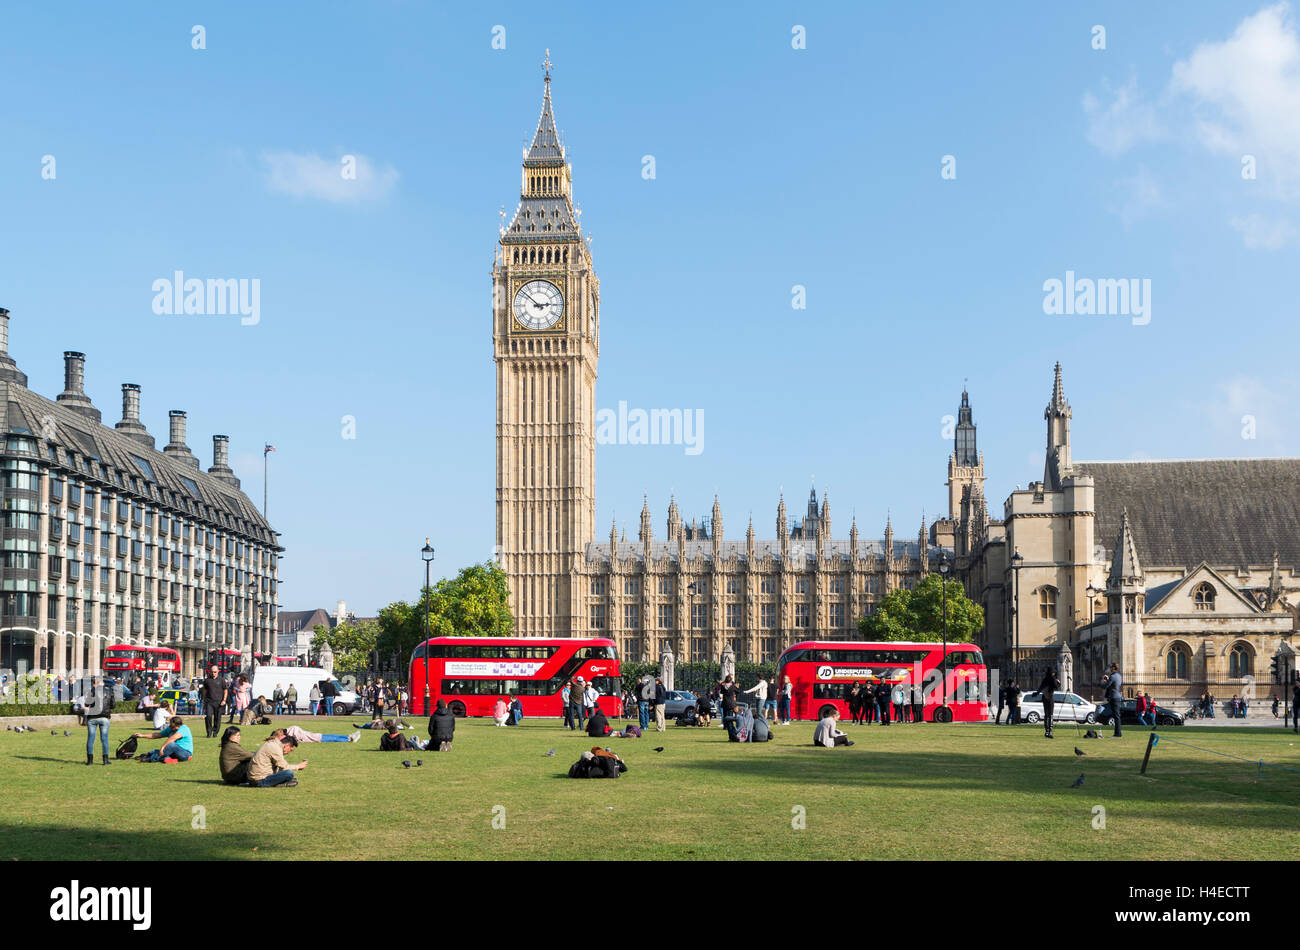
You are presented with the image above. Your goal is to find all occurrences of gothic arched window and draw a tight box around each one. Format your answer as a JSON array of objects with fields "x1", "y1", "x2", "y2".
[
  {"x1": 1166, "y1": 643, "x2": 1189, "y2": 679},
  {"x1": 1229, "y1": 643, "x2": 1252, "y2": 678},
  {"x1": 1038, "y1": 586, "x2": 1057, "y2": 619},
  {"x1": 1193, "y1": 582, "x2": 1216, "y2": 611}
]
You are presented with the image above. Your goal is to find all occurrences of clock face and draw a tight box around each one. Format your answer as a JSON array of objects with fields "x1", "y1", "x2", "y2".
[{"x1": 513, "y1": 279, "x2": 564, "y2": 330}]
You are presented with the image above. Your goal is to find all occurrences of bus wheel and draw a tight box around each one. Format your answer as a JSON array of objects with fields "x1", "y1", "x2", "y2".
[
  {"x1": 450, "y1": 701, "x2": 467, "y2": 718},
  {"x1": 818, "y1": 705, "x2": 837, "y2": 721},
  {"x1": 933, "y1": 706, "x2": 953, "y2": 723}
]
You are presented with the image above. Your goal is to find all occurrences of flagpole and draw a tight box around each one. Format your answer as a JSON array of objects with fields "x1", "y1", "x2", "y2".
[{"x1": 263, "y1": 443, "x2": 269, "y2": 519}]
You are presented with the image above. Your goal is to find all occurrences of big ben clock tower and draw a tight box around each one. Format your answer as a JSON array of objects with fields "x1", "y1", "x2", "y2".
[{"x1": 494, "y1": 53, "x2": 599, "y2": 637}]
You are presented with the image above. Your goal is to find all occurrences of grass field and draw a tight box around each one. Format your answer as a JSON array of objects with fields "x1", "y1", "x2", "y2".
[{"x1": 4, "y1": 715, "x2": 1299, "y2": 860}]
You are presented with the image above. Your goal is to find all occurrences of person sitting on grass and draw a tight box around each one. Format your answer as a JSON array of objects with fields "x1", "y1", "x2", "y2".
[
  {"x1": 813, "y1": 709, "x2": 853, "y2": 748},
  {"x1": 429, "y1": 699, "x2": 455, "y2": 752},
  {"x1": 492, "y1": 698, "x2": 509, "y2": 727},
  {"x1": 247, "y1": 733, "x2": 307, "y2": 787},
  {"x1": 243, "y1": 695, "x2": 276, "y2": 726},
  {"x1": 219, "y1": 726, "x2": 253, "y2": 785},
  {"x1": 586, "y1": 705, "x2": 612, "y2": 738},
  {"x1": 133, "y1": 715, "x2": 195, "y2": 763},
  {"x1": 379, "y1": 719, "x2": 427, "y2": 751},
  {"x1": 151, "y1": 697, "x2": 176, "y2": 731},
  {"x1": 696, "y1": 693, "x2": 712, "y2": 727},
  {"x1": 508, "y1": 695, "x2": 524, "y2": 726}
]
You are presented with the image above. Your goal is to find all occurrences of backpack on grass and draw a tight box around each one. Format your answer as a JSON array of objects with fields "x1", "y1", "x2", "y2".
[{"x1": 115, "y1": 735, "x2": 139, "y2": 760}]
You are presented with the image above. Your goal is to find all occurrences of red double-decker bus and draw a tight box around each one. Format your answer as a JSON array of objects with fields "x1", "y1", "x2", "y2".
[
  {"x1": 777, "y1": 640, "x2": 988, "y2": 723},
  {"x1": 206, "y1": 648, "x2": 242, "y2": 673},
  {"x1": 103, "y1": 645, "x2": 181, "y2": 679},
  {"x1": 408, "y1": 636, "x2": 623, "y2": 718}
]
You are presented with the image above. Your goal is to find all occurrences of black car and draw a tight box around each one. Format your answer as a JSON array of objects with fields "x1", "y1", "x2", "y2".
[{"x1": 1097, "y1": 699, "x2": 1184, "y2": 726}]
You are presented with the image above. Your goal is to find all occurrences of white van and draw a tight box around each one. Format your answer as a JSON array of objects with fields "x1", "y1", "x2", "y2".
[{"x1": 249, "y1": 667, "x2": 360, "y2": 716}]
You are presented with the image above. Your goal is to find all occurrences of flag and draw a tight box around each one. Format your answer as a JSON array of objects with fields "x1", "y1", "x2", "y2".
[{"x1": 264, "y1": 444, "x2": 276, "y2": 455}]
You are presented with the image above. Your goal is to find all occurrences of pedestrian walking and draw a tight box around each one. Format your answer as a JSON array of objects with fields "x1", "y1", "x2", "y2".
[
  {"x1": 653, "y1": 677, "x2": 667, "y2": 732},
  {"x1": 637, "y1": 674, "x2": 653, "y2": 731},
  {"x1": 1006, "y1": 680, "x2": 1021, "y2": 725},
  {"x1": 995, "y1": 680, "x2": 1007, "y2": 724},
  {"x1": 1101, "y1": 663, "x2": 1123, "y2": 737},
  {"x1": 285, "y1": 684, "x2": 298, "y2": 715},
  {"x1": 1037, "y1": 668, "x2": 1059, "y2": 738},
  {"x1": 201, "y1": 666, "x2": 226, "y2": 739},
  {"x1": 308, "y1": 683, "x2": 321, "y2": 716},
  {"x1": 778, "y1": 675, "x2": 793, "y2": 725}
]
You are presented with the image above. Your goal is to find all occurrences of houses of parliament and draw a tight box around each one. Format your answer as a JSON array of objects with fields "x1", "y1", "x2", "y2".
[{"x1": 495, "y1": 60, "x2": 1299, "y2": 690}]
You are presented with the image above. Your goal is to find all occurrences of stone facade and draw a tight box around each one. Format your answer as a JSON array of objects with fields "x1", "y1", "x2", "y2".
[
  {"x1": 959, "y1": 363, "x2": 1299, "y2": 702},
  {"x1": 0, "y1": 309, "x2": 280, "y2": 679}
]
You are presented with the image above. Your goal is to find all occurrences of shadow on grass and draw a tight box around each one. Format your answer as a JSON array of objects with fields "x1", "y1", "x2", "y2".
[
  {"x1": 669, "y1": 745, "x2": 1300, "y2": 823},
  {"x1": 0, "y1": 823, "x2": 269, "y2": 860}
]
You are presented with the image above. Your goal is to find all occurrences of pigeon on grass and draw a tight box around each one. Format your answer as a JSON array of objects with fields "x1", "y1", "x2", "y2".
[{"x1": 1071, "y1": 773, "x2": 1085, "y2": 787}]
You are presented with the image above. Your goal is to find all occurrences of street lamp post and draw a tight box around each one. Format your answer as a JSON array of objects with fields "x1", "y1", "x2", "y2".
[
  {"x1": 1086, "y1": 584, "x2": 1099, "y2": 701},
  {"x1": 1011, "y1": 550, "x2": 1024, "y2": 685},
  {"x1": 421, "y1": 539, "x2": 435, "y2": 716},
  {"x1": 940, "y1": 554, "x2": 950, "y2": 713}
]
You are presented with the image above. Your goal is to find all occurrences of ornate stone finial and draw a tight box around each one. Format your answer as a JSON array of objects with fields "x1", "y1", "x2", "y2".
[{"x1": 543, "y1": 48, "x2": 552, "y2": 82}]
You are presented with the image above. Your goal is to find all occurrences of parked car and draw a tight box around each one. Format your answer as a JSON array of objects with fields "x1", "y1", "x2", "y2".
[
  {"x1": 1017, "y1": 690, "x2": 1098, "y2": 724},
  {"x1": 663, "y1": 690, "x2": 715, "y2": 718},
  {"x1": 153, "y1": 687, "x2": 198, "y2": 715},
  {"x1": 1097, "y1": 699, "x2": 1185, "y2": 726}
]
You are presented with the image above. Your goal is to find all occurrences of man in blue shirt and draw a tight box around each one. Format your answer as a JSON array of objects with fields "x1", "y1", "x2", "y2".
[{"x1": 133, "y1": 716, "x2": 195, "y2": 762}]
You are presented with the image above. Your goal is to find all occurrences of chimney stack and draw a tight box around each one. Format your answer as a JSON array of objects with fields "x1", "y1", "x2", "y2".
[
  {"x1": 0, "y1": 309, "x2": 29, "y2": 387},
  {"x1": 56, "y1": 351, "x2": 101, "y2": 422},
  {"x1": 114, "y1": 383, "x2": 155, "y2": 449},
  {"x1": 208, "y1": 434, "x2": 240, "y2": 487},
  {"x1": 163, "y1": 410, "x2": 200, "y2": 469}
]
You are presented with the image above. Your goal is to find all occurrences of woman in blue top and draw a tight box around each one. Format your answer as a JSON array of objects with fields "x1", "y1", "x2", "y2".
[{"x1": 133, "y1": 716, "x2": 195, "y2": 762}]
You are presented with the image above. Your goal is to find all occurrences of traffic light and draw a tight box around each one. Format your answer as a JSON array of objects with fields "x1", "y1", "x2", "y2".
[{"x1": 1271, "y1": 655, "x2": 1280, "y2": 683}]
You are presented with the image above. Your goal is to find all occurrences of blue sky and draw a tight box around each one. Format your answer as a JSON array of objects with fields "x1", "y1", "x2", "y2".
[{"x1": 2, "y1": 2, "x2": 1297, "y2": 614}]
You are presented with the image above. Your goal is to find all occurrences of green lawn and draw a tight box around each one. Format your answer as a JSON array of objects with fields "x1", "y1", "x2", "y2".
[{"x1": 4, "y1": 715, "x2": 1299, "y2": 860}]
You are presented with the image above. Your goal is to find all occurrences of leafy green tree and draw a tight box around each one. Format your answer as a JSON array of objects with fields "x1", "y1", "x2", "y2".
[
  {"x1": 376, "y1": 561, "x2": 515, "y2": 668},
  {"x1": 310, "y1": 618, "x2": 379, "y2": 674},
  {"x1": 857, "y1": 573, "x2": 983, "y2": 643}
]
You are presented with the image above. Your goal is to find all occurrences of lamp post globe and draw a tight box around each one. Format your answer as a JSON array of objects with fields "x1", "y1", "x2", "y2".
[{"x1": 421, "y1": 539, "x2": 435, "y2": 715}]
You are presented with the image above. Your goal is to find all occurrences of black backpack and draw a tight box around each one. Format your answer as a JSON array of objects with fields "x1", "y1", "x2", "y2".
[{"x1": 115, "y1": 735, "x2": 139, "y2": 760}]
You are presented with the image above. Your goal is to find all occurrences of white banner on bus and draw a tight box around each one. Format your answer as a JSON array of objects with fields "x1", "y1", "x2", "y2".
[{"x1": 444, "y1": 660, "x2": 546, "y2": 678}]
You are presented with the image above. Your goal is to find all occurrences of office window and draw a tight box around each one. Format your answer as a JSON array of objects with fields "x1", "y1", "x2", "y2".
[
  {"x1": 623, "y1": 578, "x2": 640, "y2": 596},
  {"x1": 590, "y1": 604, "x2": 605, "y2": 629},
  {"x1": 760, "y1": 576, "x2": 775, "y2": 594},
  {"x1": 691, "y1": 602, "x2": 707, "y2": 628}
]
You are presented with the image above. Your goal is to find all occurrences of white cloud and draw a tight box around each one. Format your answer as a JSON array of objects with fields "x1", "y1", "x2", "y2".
[
  {"x1": 1171, "y1": 2, "x2": 1300, "y2": 196},
  {"x1": 262, "y1": 151, "x2": 399, "y2": 203},
  {"x1": 1229, "y1": 211, "x2": 1297, "y2": 247},
  {"x1": 1082, "y1": 77, "x2": 1167, "y2": 155}
]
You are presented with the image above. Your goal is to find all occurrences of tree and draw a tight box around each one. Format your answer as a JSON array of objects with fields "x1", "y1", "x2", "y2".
[
  {"x1": 858, "y1": 573, "x2": 983, "y2": 644},
  {"x1": 376, "y1": 561, "x2": 515, "y2": 668},
  {"x1": 310, "y1": 618, "x2": 379, "y2": 674}
]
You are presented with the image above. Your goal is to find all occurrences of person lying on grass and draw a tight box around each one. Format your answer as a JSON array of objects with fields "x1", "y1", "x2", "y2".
[
  {"x1": 379, "y1": 719, "x2": 428, "y2": 751},
  {"x1": 353, "y1": 717, "x2": 413, "y2": 730},
  {"x1": 268, "y1": 724, "x2": 360, "y2": 744},
  {"x1": 219, "y1": 726, "x2": 253, "y2": 785},
  {"x1": 133, "y1": 715, "x2": 195, "y2": 762}
]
